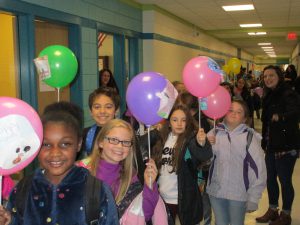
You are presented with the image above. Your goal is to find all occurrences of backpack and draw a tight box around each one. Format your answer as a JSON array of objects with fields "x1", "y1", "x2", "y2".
[{"x1": 15, "y1": 173, "x2": 102, "y2": 225}]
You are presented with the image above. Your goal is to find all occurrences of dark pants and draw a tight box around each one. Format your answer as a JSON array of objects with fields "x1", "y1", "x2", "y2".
[
  {"x1": 265, "y1": 152, "x2": 297, "y2": 211},
  {"x1": 166, "y1": 203, "x2": 178, "y2": 223}
]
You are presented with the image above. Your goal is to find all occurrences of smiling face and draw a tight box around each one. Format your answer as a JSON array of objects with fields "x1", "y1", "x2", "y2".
[
  {"x1": 90, "y1": 95, "x2": 116, "y2": 127},
  {"x1": 170, "y1": 109, "x2": 187, "y2": 135},
  {"x1": 38, "y1": 122, "x2": 81, "y2": 185},
  {"x1": 263, "y1": 68, "x2": 279, "y2": 89},
  {"x1": 224, "y1": 102, "x2": 246, "y2": 130},
  {"x1": 99, "y1": 127, "x2": 132, "y2": 164}
]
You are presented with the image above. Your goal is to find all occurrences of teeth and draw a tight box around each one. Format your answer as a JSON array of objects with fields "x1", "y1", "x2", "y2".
[{"x1": 50, "y1": 161, "x2": 63, "y2": 166}]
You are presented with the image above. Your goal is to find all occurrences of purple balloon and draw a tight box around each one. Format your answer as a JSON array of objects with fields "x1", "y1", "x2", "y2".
[{"x1": 126, "y1": 72, "x2": 167, "y2": 126}]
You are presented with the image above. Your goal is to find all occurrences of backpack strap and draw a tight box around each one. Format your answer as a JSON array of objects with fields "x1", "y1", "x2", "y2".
[
  {"x1": 85, "y1": 174, "x2": 102, "y2": 225},
  {"x1": 246, "y1": 129, "x2": 254, "y2": 152},
  {"x1": 118, "y1": 181, "x2": 143, "y2": 218},
  {"x1": 243, "y1": 130, "x2": 259, "y2": 190},
  {"x1": 15, "y1": 174, "x2": 34, "y2": 218},
  {"x1": 85, "y1": 124, "x2": 98, "y2": 155}
]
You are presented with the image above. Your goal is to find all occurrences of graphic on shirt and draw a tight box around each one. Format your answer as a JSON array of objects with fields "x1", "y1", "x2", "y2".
[
  {"x1": 0, "y1": 115, "x2": 41, "y2": 170},
  {"x1": 161, "y1": 146, "x2": 175, "y2": 171}
]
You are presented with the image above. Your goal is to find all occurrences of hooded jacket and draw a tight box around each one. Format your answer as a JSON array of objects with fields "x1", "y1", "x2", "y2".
[{"x1": 207, "y1": 123, "x2": 266, "y2": 207}]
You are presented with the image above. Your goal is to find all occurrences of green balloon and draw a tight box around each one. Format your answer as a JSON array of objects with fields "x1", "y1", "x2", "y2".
[{"x1": 39, "y1": 45, "x2": 78, "y2": 88}]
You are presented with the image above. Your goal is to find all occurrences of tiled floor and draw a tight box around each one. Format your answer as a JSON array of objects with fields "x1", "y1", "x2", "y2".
[{"x1": 200, "y1": 116, "x2": 300, "y2": 225}]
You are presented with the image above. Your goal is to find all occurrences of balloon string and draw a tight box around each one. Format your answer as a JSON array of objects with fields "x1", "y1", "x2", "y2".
[
  {"x1": 57, "y1": 88, "x2": 60, "y2": 102},
  {"x1": 198, "y1": 98, "x2": 202, "y2": 129},
  {"x1": 214, "y1": 119, "x2": 216, "y2": 134},
  {"x1": 0, "y1": 175, "x2": 2, "y2": 205},
  {"x1": 147, "y1": 126, "x2": 152, "y2": 190}
]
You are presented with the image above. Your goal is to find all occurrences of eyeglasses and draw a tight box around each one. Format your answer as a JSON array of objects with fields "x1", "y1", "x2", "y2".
[{"x1": 104, "y1": 136, "x2": 133, "y2": 147}]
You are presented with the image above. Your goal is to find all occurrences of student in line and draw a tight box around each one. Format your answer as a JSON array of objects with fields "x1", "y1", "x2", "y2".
[
  {"x1": 207, "y1": 99, "x2": 267, "y2": 225},
  {"x1": 0, "y1": 101, "x2": 119, "y2": 225},
  {"x1": 142, "y1": 104, "x2": 213, "y2": 225},
  {"x1": 86, "y1": 119, "x2": 168, "y2": 225}
]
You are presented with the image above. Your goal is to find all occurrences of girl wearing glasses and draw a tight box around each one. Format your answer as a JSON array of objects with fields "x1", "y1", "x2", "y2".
[{"x1": 87, "y1": 119, "x2": 168, "y2": 225}]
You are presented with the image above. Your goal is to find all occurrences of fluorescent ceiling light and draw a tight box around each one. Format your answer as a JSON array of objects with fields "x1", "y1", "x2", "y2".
[
  {"x1": 248, "y1": 32, "x2": 267, "y2": 36},
  {"x1": 262, "y1": 46, "x2": 273, "y2": 49},
  {"x1": 258, "y1": 43, "x2": 271, "y2": 45},
  {"x1": 256, "y1": 32, "x2": 267, "y2": 35},
  {"x1": 222, "y1": 4, "x2": 254, "y2": 11},
  {"x1": 240, "y1": 24, "x2": 262, "y2": 28}
]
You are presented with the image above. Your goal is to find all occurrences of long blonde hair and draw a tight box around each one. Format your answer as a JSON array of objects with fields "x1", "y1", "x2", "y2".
[{"x1": 89, "y1": 119, "x2": 137, "y2": 204}]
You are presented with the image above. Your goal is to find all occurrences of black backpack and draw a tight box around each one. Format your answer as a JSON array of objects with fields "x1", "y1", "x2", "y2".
[{"x1": 15, "y1": 173, "x2": 102, "y2": 225}]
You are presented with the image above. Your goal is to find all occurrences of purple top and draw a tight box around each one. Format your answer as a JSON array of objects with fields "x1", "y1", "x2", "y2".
[{"x1": 96, "y1": 160, "x2": 159, "y2": 221}]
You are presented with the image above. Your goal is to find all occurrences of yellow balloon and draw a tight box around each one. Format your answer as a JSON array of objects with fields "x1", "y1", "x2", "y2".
[
  {"x1": 228, "y1": 58, "x2": 242, "y2": 75},
  {"x1": 222, "y1": 64, "x2": 230, "y2": 74}
]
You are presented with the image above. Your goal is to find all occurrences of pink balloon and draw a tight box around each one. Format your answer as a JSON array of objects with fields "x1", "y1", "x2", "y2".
[
  {"x1": 0, "y1": 97, "x2": 43, "y2": 175},
  {"x1": 183, "y1": 56, "x2": 222, "y2": 97},
  {"x1": 201, "y1": 86, "x2": 231, "y2": 119}
]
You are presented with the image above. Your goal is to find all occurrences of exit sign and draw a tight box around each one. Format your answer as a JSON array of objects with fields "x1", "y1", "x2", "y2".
[{"x1": 287, "y1": 32, "x2": 297, "y2": 40}]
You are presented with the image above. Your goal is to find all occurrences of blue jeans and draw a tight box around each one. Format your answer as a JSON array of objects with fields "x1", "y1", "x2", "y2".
[
  {"x1": 209, "y1": 196, "x2": 246, "y2": 225},
  {"x1": 265, "y1": 152, "x2": 297, "y2": 211}
]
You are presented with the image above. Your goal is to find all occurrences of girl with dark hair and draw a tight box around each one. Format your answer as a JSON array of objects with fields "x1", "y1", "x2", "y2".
[
  {"x1": 99, "y1": 68, "x2": 120, "y2": 94},
  {"x1": 284, "y1": 64, "x2": 297, "y2": 87},
  {"x1": 256, "y1": 65, "x2": 300, "y2": 225},
  {"x1": 0, "y1": 101, "x2": 119, "y2": 225},
  {"x1": 141, "y1": 104, "x2": 213, "y2": 225},
  {"x1": 233, "y1": 78, "x2": 254, "y2": 127}
]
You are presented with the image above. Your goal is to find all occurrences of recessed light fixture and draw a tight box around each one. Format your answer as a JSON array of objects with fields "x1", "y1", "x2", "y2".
[
  {"x1": 258, "y1": 43, "x2": 271, "y2": 45},
  {"x1": 241, "y1": 24, "x2": 262, "y2": 28},
  {"x1": 222, "y1": 4, "x2": 254, "y2": 11},
  {"x1": 248, "y1": 32, "x2": 267, "y2": 36},
  {"x1": 256, "y1": 32, "x2": 267, "y2": 35},
  {"x1": 261, "y1": 46, "x2": 273, "y2": 49}
]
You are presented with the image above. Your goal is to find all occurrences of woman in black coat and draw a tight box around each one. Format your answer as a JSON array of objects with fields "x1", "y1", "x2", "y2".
[{"x1": 256, "y1": 65, "x2": 300, "y2": 225}]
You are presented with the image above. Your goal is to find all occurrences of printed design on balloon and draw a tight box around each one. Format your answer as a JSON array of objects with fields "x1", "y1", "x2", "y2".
[
  {"x1": 207, "y1": 58, "x2": 223, "y2": 75},
  {"x1": 156, "y1": 80, "x2": 178, "y2": 119},
  {"x1": 0, "y1": 115, "x2": 40, "y2": 170}
]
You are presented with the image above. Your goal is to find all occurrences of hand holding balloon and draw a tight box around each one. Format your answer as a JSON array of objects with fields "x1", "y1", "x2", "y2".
[
  {"x1": 196, "y1": 128, "x2": 207, "y2": 146},
  {"x1": 144, "y1": 159, "x2": 158, "y2": 189}
]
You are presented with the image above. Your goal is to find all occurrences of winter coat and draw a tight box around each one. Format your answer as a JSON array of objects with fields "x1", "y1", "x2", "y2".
[
  {"x1": 261, "y1": 83, "x2": 300, "y2": 152},
  {"x1": 206, "y1": 123, "x2": 266, "y2": 208},
  {"x1": 7, "y1": 166, "x2": 119, "y2": 225}
]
